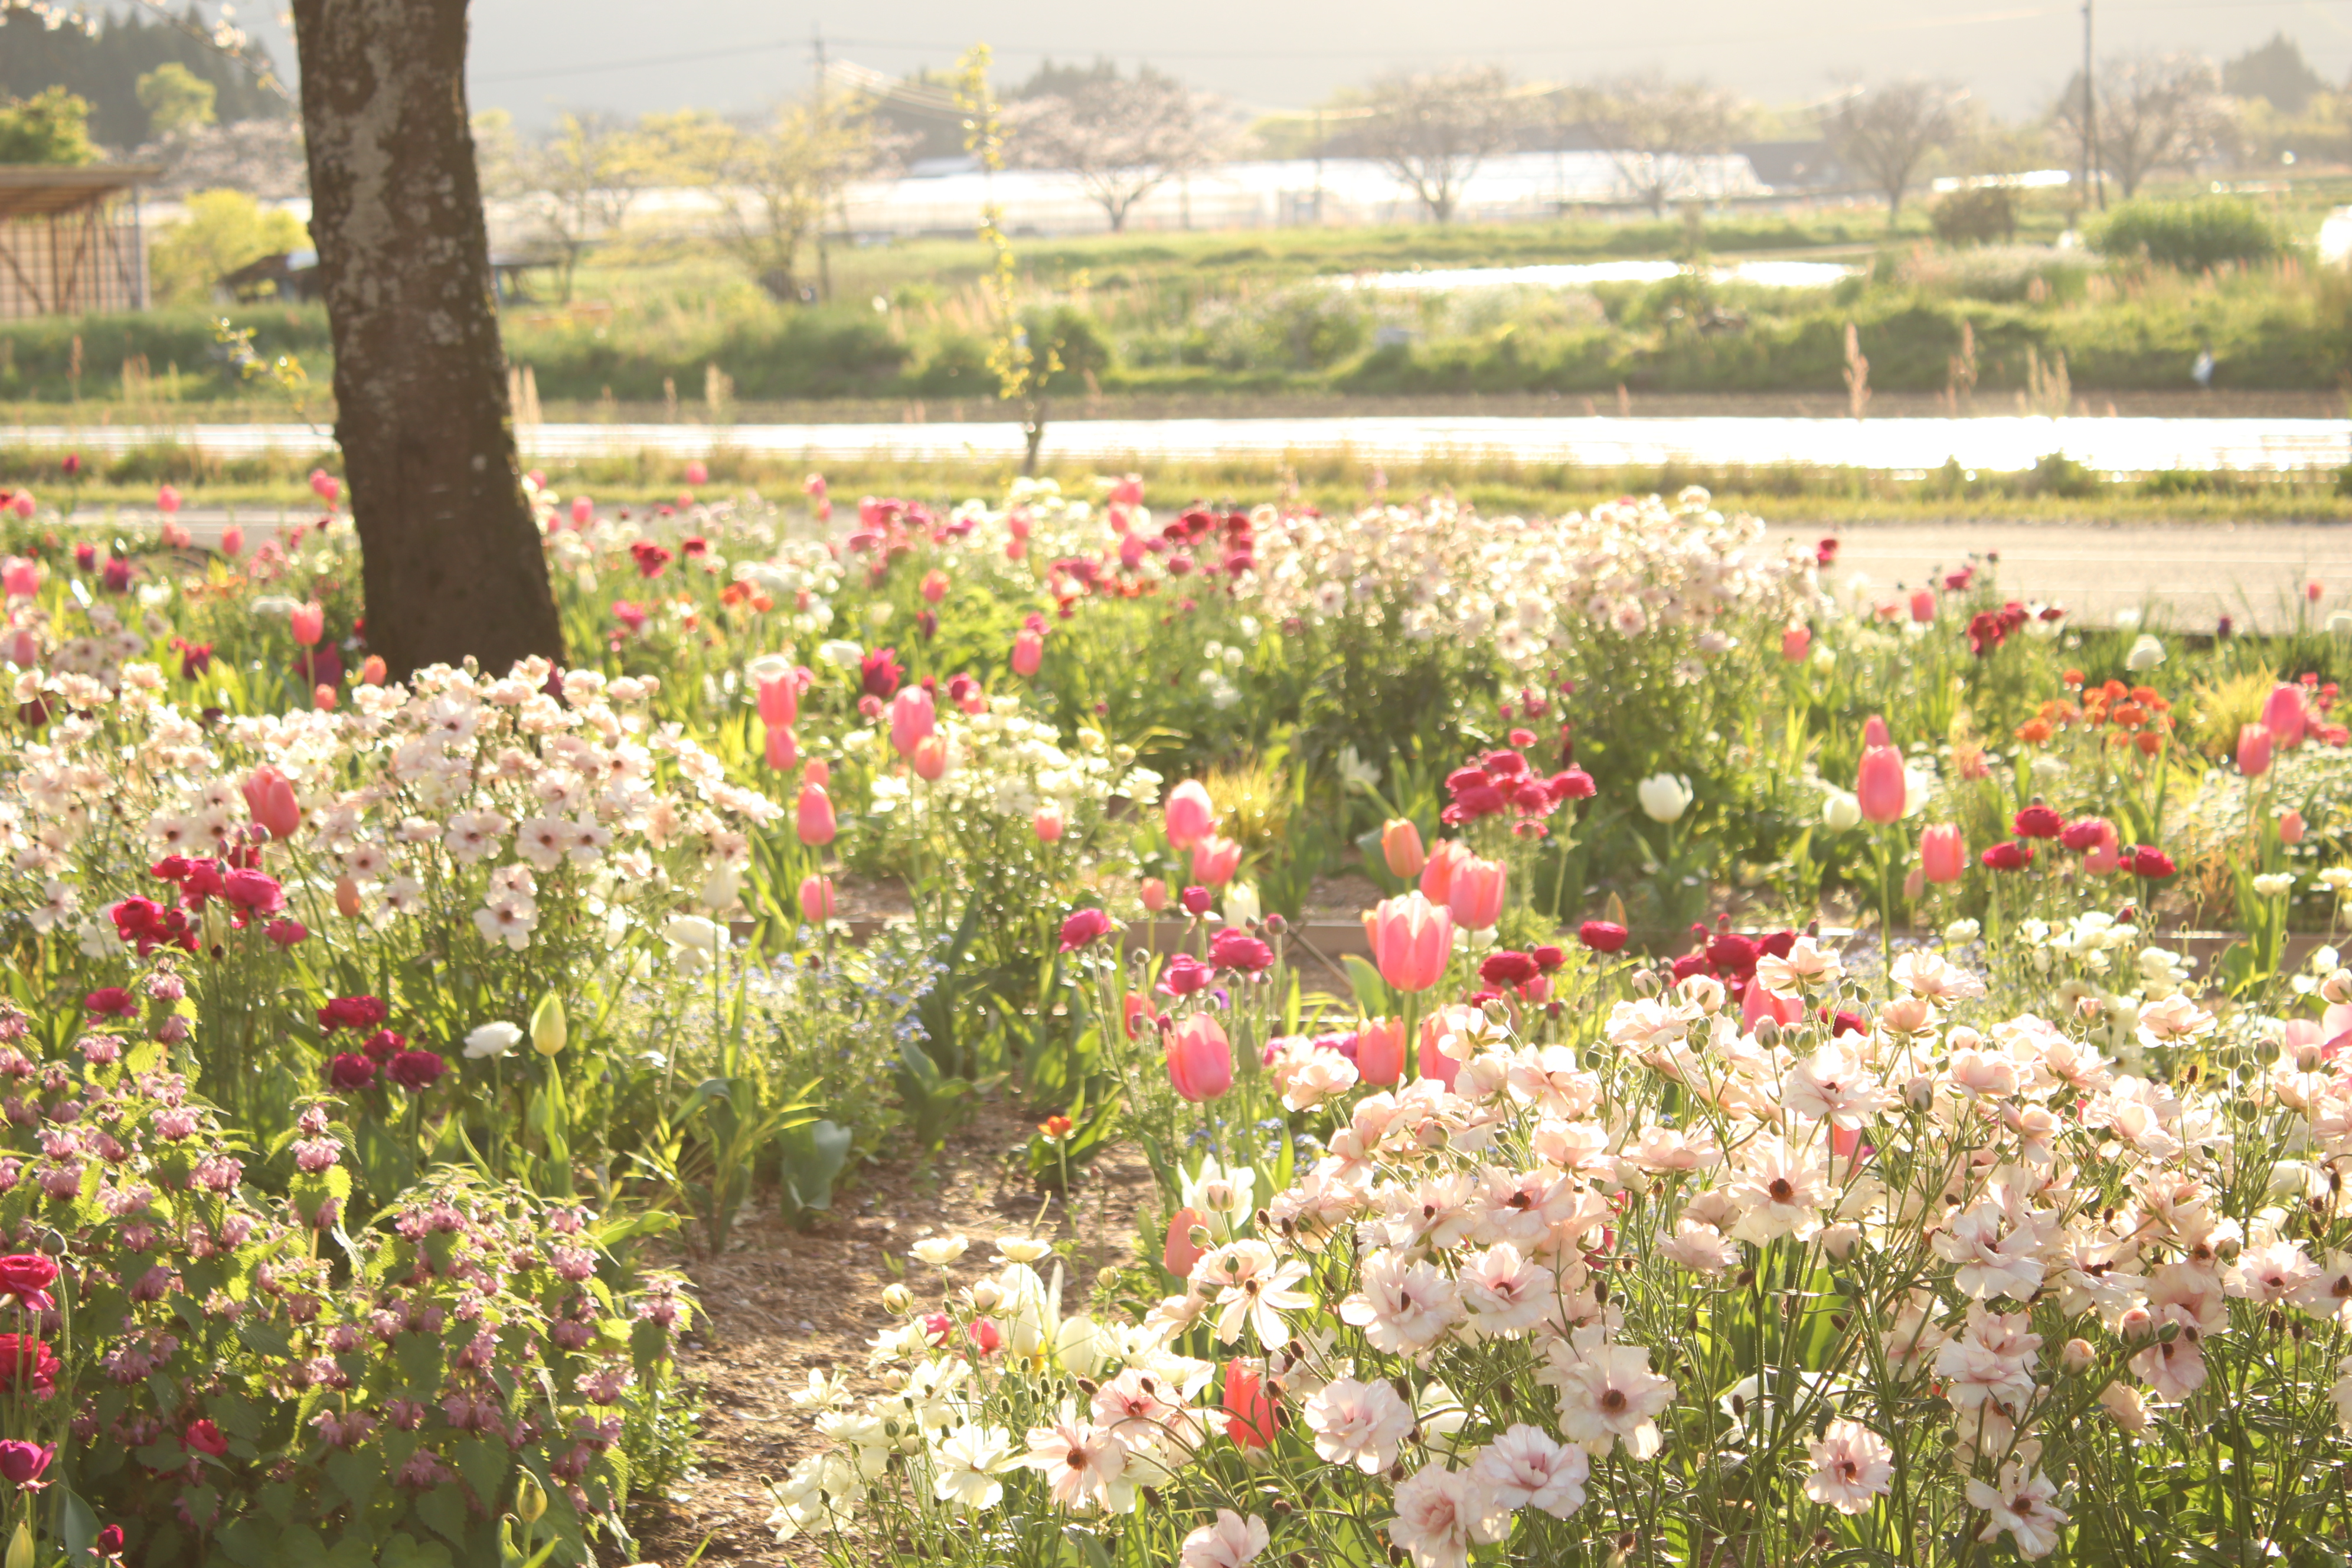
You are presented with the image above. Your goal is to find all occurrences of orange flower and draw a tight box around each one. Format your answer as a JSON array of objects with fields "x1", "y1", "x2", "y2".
[
  {"x1": 2016, "y1": 718, "x2": 2053, "y2": 745},
  {"x1": 2134, "y1": 731, "x2": 2162, "y2": 756},
  {"x1": 1039, "y1": 1115, "x2": 1074, "y2": 1141},
  {"x1": 2112, "y1": 703, "x2": 2145, "y2": 726}
]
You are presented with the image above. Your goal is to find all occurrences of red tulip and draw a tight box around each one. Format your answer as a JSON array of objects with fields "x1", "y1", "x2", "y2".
[
  {"x1": 1166, "y1": 1014, "x2": 1233, "y2": 1102},
  {"x1": 1364, "y1": 891, "x2": 1451, "y2": 993},
  {"x1": 1221, "y1": 1358, "x2": 1278, "y2": 1448},
  {"x1": 1856, "y1": 745, "x2": 1906, "y2": 824},
  {"x1": 1909, "y1": 589, "x2": 1936, "y2": 623},
  {"x1": 1920, "y1": 823, "x2": 1966, "y2": 884}
]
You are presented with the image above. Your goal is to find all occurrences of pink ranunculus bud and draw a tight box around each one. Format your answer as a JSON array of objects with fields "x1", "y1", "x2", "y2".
[
  {"x1": 290, "y1": 602, "x2": 325, "y2": 648},
  {"x1": 796, "y1": 783, "x2": 836, "y2": 846},
  {"x1": 1164, "y1": 779, "x2": 1215, "y2": 850}
]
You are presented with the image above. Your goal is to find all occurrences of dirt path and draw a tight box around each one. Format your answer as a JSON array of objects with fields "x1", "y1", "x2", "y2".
[{"x1": 625, "y1": 1099, "x2": 1155, "y2": 1567}]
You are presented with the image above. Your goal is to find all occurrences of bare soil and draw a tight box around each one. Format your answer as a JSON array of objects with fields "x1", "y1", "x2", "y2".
[{"x1": 625, "y1": 1099, "x2": 1154, "y2": 1567}]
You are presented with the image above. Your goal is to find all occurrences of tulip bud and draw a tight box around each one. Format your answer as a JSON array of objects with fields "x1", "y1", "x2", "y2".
[
  {"x1": 333, "y1": 874, "x2": 362, "y2": 919},
  {"x1": 530, "y1": 991, "x2": 567, "y2": 1056}
]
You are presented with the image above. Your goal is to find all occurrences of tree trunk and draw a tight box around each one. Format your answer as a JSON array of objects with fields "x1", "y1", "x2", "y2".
[{"x1": 290, "y1": 0, "x2": 563, "y2": 681}]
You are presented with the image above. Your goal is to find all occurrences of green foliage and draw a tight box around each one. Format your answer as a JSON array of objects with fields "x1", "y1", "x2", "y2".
[
  {"x1": 150, "y1": 190, "x2": 310, "y2": 306},
  {"x1": 1928, "y1": 185, "x2": 2015, "y2": 247},
  {"x1": 134, "y1": 61, "x2": 216, "y2": 139},
  {"x1": 0, "y1": 6, "x2": 285, "y2": 146},
  {"x1": 0, "y1": 87, "x2": 96, "y2": 165},
  {"x1": 2086, "y1": 197, "x2": 2286, "y2": 272}
]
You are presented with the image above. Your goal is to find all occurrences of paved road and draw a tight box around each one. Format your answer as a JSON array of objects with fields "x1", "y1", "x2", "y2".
[
  {"x1": 9, "y1": 415, "x2": 2351, "y2": 473},
  {"x1": 1787, "y1": 519, "x2": 2351, "y2": 633}
]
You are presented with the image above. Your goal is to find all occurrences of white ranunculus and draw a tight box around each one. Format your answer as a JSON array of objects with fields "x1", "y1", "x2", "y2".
[
  {"x1": 464, "y1": 1021, "x2": 523, "y2": 1059},
  {"x1": 665, "y1": 914, "x2": 722, "y2": 952},
  {"x1": 1637, "y1": 773, "x2": 1693, "y2": 823},
  {"x1": 2125, "y1": 633, "x2": 2165, "y2": 671}
]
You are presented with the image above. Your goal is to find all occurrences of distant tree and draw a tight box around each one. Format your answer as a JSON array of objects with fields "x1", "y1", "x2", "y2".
[
  {"x1": 136, "y1": 62, "x2": 218, "y2": 139},
  {"x1": 136, "y1": 118, "x2": 310, "y2": 199},
  {"x1": 149, "y1": 187, "x2": 308, "y2": 303},
  {"x1": 0, "y1": 5, "x2": 286, "y2": 147},
  {"x1": 641, "y1": 99, "x2": 881, "y2": 303},
  {"x1": 2222, "y1": 33, "x2": 2327, "y2": 113},
  {"x1": 1825, "y1": 79, "x2": 1962, "y2": 224},
  {"x1": 2053, "y1": 54, "x2": 2233, "y2": 200},
  {"x1": 1013, "y1": 58, "x2": 1122, "y2": 102},
  {"x1": 1005, "y1": 64, "x2": 1215, "y2": 232},
  {"x1": 0, "y1": 87, "x2": 97, "y2": 165},
  {"x1": 1347, "y1": 66, "x2": 1523, "y2": 224},
  {"x1": 1569, "y1": 74, "x2": 1747, "y2": 217},
  {"x1": 485, "y1": 111, "x2": 652, "y2": 302}
]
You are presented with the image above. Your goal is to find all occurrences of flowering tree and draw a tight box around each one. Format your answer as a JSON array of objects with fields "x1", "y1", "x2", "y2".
[
  {"x1": 1568, "y1": 73, "x2": 1748, "y2": 218},
  {"x1": 2053, "y1": 54, "x2": 2234, "y2": 200},
  {"x1": 286, "y1": 0, "x2": 564, "y2": 678},
  {"x1": 1345, "y1": 67, "x2": 1525, "y2": 224},
  {"x1": 1006, "y1": 65, "x2": 1217, "y2": 233}
]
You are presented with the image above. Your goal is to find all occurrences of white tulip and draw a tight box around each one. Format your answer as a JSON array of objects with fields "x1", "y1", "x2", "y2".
[
  {"x1": 464, "y1": 1021, "x2": 522, "y2": 1059},
  {"x1": 1822, "y1": 790, "x2": 1862, "y2": 832},
  {"x1": 2125, "y1": 634, "x2": 2165, "y2": 671},
  {"x1": 1637, "y1": 773, "x2": 1693, "y2": 824}
]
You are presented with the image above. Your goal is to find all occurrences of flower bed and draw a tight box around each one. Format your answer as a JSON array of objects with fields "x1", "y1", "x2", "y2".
[{"x1": 0, "y1": 465, "x2": 2343, "y2": 1562}]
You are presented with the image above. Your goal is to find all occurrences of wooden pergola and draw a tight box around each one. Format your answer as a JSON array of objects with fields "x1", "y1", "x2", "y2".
[{"x1": 0, "y1": 165, "x2": 161, "y2": 319}]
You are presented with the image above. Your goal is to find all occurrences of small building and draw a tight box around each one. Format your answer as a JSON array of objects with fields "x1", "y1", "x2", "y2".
[
  {"x1": 218, "y1": 246, "x2": 320, "y2": 303},
  {"x1": 0, "y1": 164, "x2": 161, "y2": 319}
]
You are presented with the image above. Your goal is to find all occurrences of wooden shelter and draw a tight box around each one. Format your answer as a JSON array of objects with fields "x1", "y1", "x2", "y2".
[{"x1": 0, "y1": 165, "x2": 160, "y2": 319}]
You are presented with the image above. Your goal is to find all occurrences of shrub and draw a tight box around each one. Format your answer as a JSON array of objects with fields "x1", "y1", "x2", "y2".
[
  {"x1": 1929, "y1": 186, "x2": 2016, "y2": 248},
  {"x1": 2086, "y1": 198, "x2": 2284, "y2": 272}
]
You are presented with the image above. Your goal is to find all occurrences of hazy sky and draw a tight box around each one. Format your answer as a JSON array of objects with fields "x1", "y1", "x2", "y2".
[{"x1": 225, "y1": 0, "x2": 2352, "y2": 128}]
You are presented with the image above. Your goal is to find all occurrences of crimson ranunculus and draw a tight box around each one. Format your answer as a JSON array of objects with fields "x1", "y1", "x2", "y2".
[
  {"x1": 1057, "y1": 908, "x2": 1113, "y2": 953},
  {"x1": 361, "y1": 1029, "x2": 406, "y2": 1063},
  {"x1": 2013, "y1": 804, "x2": 2064, "y2": 838},
  {"x1": 1208, "y1": 927, "x2": 1273, "y2": 974},
  {"x1": 1157, "y1": 953, "x2": 1216, "y2": 998},
  {"x1": 0, "y1": 1256, "x2": 57, "y2": 1306},
  {"x1": 0, "y1": 1334, "x2": 58, "y2": 1398},
  {"x1": 1578, "y1": 920, "x2": 1629, "y2": 953},
  {"x1": 317, "y1": 995, "x2": 388, "y2": 1033},
  {"x1": 81, "y1": 988, "x2": 137, "y2": 1020},
  {"x1": 220, "y1": 868, "x2": 285, "y2": 916},
  {"x1": 1548, "y1": 768, "x2": 1597, "y2": 802},
  {"x1": 387, "y1": 1050, "x2": 448, "y2": 1092},
  {"x1": 1530, "y1": 945, "x2": 1566, "y2": 973},
  {"x1": 2129, "y1": 846, "x2": 2178, "y2": 878},
  {"x1": 1979, "y1": 841, "x2": 2033, "y2": 872},
  {"x1": 1479, "y1": 950, "x2": 1540, "y2": 987},
  {"x1": 326, "y1": 1053, "x2": 376, "y2": 1091},
  {"x1": 184, "y1": 1419, "x2": 229, "y2": 1458}
]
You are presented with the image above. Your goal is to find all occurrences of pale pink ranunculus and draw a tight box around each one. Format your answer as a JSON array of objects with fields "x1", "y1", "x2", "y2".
[
  {"x1": 1178, "y1": 1510, "x2": 1269, "y2": 1568},
  {"x1": 1386, "y1": 1465, "x2": 1508, "y2": 1568},
  {"x1": 1304, "y1": 1375, "x2": 1413, "y2": 1474}
]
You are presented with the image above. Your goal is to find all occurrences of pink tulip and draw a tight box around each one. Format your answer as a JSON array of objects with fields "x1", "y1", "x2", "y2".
[
  {"x1": 796, "y1": 783, "x2": 836, "y2": 846},
  {"x1": 798, "y1": 874, "x2": 835, "y2": 922},
  {"x1": 912, "y1": 735, "x2": 948, "y2": 780},
  {"x1": 756, "y1": 670, "x2": 799, "y2": 728},
  {"x1": 2282, "y1": 809, "x2": 2307, "y2": 845},
  {"x1": 1, "y1": 559, "x2": 35, "y2": 597},
  {"x1": 1920, "y1": 823, "x2": 1966, "y2": 884},
  {"x1": 570, "y1": 496, "x2": 593, "y2": 528},
  {"x1": 1164, "y1": 780, "x2": 1216, "y2": 850},
  {"x1": 805, "y1": 758, "x2": 831, "y2": 787},
  {"x1": 763, "y1": 723, "x2": 798, "y2": 771},
  {"x1": 310, "y1": 468, "x2": 341, "y2": 503},
  {"x1": 1034, "y1": 802, "x2": 1066, "y2": 842},
  {"x1": 1139, "y1": 877, "x2": 1170, "y2": 913},
  {"x1": 1447, "y1": 855, "x2": 1507, "y2": 932},
  {"x1": 1119, "y1": 534, "x2": 1148, "y2": 570},
  {"x1": 156, "y1": 484, "x2": 181, "y2": 515},
  {"x1": 1382, "y1": 819, "x2": 1426, "y2": 879},
  {"x1": 161, "y1": 521, "x2": 191, "y2": 548},
  {"x1": 1903, "y1": 865, "x2": 1925, "y2": 901},
  {"x1": 920, "y1": 570, "x2": 949, "y2": 604},
  {"x1": 887, "y1": 688, "x2": 935, "y2": 758},
  {"x1": 1420, "y1": 838, "x2": 1472, "y2": 906},
  {"x1": 1354, "y1": 1017, "x2": 1406, "y2": 1086},
  {"x1": 1011, "y1": 629, "x2": 1044, "y2": 677},
  {"x1": 684, "y1": 459, "x2": 709, "y2": 486},
  {"x1": 219, "y1": 524, "x2": 244, "y2": 559},
  {"x1": 1781, "y1": 625, "x2": 1811, "y2": 662},
  {"x1": 1165, "y1": 1015, "x2": 1233, "y2": 1102},
  {"x1": 1164, "y1": 1207, "x2": 1207, "y2": 1277},
  {"x1": 1742, "y1": 981, "x2": 1806, "y2": 1032},
  {"x1": 1191, "y1": 834, "x2": 1242, "y2": 887},
  {"x1": 290, "y1": 602, "x2": 324, "y2": 648},
  {"x1": 2263, "y1": 684, "x2": 2307, "y2": 749},
  {"x1": 1863, "y1": 714, "x2": 1890, "y2": 749},
  {"x1": 1856, "y1": 744, "x2": 1906, "y2": 824},
  {"x1": 241, "y1": 766, "x2": 301, "y2": 842},
  {"x1": 1909, "y1": 589, "x2": 1936, "y2": 624},
  {"x1": 5, "y1": 631, "x2": 36, "y2": 669},
  {"x1": 1364, "y1": 891, "x2": 1452, "y2": 993},
  {"x1": 8, "y1": 493, "x2": 31, "y2": 520},
  {"x1": 1109, "y1": 474, "x2": 1143, "y2": 507},
  {"x1": 2237, "y1": 723, "x2": 2272, "y2": 779}
]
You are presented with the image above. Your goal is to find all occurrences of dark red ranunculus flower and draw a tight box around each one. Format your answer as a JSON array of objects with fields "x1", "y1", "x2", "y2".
[
  {"x1": 2129, "y1": 846, "x2": 2177, "y2": 878},
  {"x1": 2013, "y1": 804, "x2": 2064, "y2": 839},
  {"x1": 1479, "y1": 950, "x2": 1540, "y2": 988},
  {"x1": 1058, "y1": 908, "x2": 1113, "y2": 952},
  {"x1": 1579, "y1": 920, "x2": 1629, "y2": 953},
  {"x1": 327, "y1": 1053, "x2": 376, "y2": 1091},
  {"x1": 1208, "y1": 927, "x2": 1273, "y2": 974},
  {"x1": 1979, "y1": 841, "x2": 2033, "y2": 872},
  {"x1": 386, "y1": 1050, "x2": 447, "y2": 1092},
  {"x1": 317, "y1": 995, "x2": 388, "y2": 1033},
  {"x1": 82, "y1": 988, "x2": 137, "y2": 1020}
]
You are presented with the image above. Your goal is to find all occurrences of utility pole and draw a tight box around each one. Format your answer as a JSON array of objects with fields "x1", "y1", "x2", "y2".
[
  {"x1": 2081, "y1": 0, "x2": 2103, "y2": 213},
  {"x1": 813, "y1": 24, "x2": 834, "y2": 302}
]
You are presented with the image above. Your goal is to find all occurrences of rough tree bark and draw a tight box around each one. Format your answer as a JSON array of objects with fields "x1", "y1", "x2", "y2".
[{"x1": 289, "y1": 0, "x2": 563, "y2": 680}]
